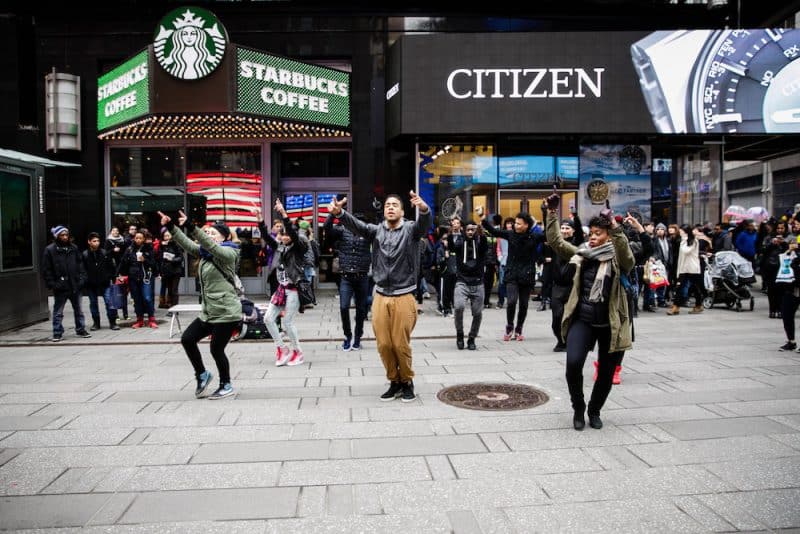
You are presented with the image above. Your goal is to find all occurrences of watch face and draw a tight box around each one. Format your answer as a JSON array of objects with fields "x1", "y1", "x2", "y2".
[
  {"x1": 618, "y1": 145, "x2": 645, "y2": 174},
  {"x1": 689, "y1": 29, "x2": 800, "y2": 133},
  {"x1": 586, "y1": 179, "x2": 609, "y2": 204}
]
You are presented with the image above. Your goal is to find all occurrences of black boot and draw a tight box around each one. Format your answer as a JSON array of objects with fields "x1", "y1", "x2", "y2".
[
  {"x1": 588, "y1": 413, "x2": 603, "y2": 429},
  {"x1": 90, "y1": 319, "x2": 101, "y2": 331},
  {"x1": 456, "y1": 333, "x2": 465, "y2": 350},
  {"x1": 467, "y1": 337, "x2": 476, "y2": 350},
  {"x1": 110, "y1": 318, "x2": 120, "y2": 331},
  {"x1": 573, "y1": 409, "x2": 586, "y2": 431}
]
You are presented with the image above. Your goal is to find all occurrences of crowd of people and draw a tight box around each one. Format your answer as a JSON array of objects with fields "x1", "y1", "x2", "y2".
[{"x1": 41, "y1": 194, "x2": 800, "y2": 427}]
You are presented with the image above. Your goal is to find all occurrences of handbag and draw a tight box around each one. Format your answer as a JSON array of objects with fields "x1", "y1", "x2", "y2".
[
  {"x1": 296, "y1": 278, "x2": 315, "y2": 307},
  {"x1": 109, "y1": 283, "x2": 126, "y2": 310}
]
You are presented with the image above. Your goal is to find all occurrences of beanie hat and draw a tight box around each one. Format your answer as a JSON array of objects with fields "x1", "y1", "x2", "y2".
[
  {"x1": 211, "y1": 222, "x2": 231, "y2": 240},
  {"x1": 614, "y1": 215, "x2": 624, "y2": 224},
  {"x1": 560, "y1": 219, "x2": 575, "y2": 229},
  {"x1": 51, "y1": 225, "x2": 68, "y2": 238},
  {"x1": 656, "y1": 223, "x2": 667, "y2": 231},
  {"x1": 298, "y1": 220, "x2": 310, "y2": 230}
]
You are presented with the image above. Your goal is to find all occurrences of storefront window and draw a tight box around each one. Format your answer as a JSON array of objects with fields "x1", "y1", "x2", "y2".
[
  {"x1": 676, "y1": 148, "x2": 721, "y2": 226},
  {"x1": 0, "y1": 170, "x2": 33, "y2": 271},
  {"x1": 186, "y1": 146, "x2": 262, "y2": 276},
  {"x1": 280, "y1": 150, "x2": 349, "y2": 178},
  {"x1": 110, "y1": 147, "x2": 184, "y2": 187},
  {"x1": 418, "y1": 144, "x2": 497, "y2": 227}
]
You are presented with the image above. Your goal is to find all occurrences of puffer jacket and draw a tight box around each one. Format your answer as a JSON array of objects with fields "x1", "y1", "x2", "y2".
[
  {"x1": 168, "y1": 223, "x2": 242, "y2": 323},
  {"x1": 546, "y1": 212, "x2": 635, "y2": 352},
  {"x1": 324, "y1": 214, "x2": 371, "y2": 275}
]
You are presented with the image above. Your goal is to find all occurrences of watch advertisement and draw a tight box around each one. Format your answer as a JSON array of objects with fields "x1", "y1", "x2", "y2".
[
  {"x1": 388, "y1": 29, "x2": 800, "y2": 135},
  {"x1": 579, "y1": 145, "x2": 652, "y2": 221}
]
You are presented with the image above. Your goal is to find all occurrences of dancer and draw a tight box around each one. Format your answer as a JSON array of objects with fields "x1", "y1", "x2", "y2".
[
  {"x1": 158, "y1": 210, "x2": 241, "y2": 399},
  {"x1": 545, "y1": 192, "x2": 634, "y2": 431},
  {"x1": 449, "y1": 219, "x2": 487, "y2": 350},
  {"x1": 329, "y1": 192, "x2": 432, "y2": 402}
]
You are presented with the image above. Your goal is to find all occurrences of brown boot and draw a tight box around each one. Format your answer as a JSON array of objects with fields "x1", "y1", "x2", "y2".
[
  {"x1": 666, "y1": 304, "x2": 680, "y2": 315},
  {"x1": 158, "y1": 296, "x2": 168, "y2": 309},
  {"x1": 689, "y1": 305, "x2": 704, "y2": 314}
]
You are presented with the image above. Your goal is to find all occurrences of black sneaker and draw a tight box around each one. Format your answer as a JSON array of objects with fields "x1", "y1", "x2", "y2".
[
  {"x1": 90, "y1": 322, "x2": 101, "y2": 331},
  {"x1": 467, "y1": 338, "x2": 476, "y2": 350},
  {"x1": 380, "y1": 381, "x2": 403, "y2": 401},
  {"x1": 400, "y1": 381, "x2": 415, "y2": 403},
  {"x1": 456, "y1": 335, "x2": 465, "y2": 350},
  {"x1": 588, "y1": 413, "x2": 603, "y2": 429},
  {"x1": 779, "y1": 341, "x2": 797, "y2": 352},
  {"x1": 553, "y1": 343, "x2": 567, "y2": 352},
  {"x1": 195, "y1": 370, "x2": 213, "y2": 398},
  {"x1": 51, "y1": 334, "x2": 62, "y2": 343},
  {"x1": 76, "y1": 330, "x2": 92, "y2": 338},
  {"x1": 110, "y1": 323, "x2": 120, "y2": 331}
]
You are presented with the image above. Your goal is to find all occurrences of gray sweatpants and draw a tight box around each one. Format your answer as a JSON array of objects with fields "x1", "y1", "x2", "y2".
[{"x1": 454, "y1": 282, "x2": 484, "y2": 338}]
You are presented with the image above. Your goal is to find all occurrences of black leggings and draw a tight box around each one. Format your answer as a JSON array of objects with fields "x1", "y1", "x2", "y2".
[
  {"x1": 181, "y1": 318, "x2": 238, "y2": 384},
  {"x1": 506, "y1": 282, "x2": 532, "y2": 331},
  {"x1": 565, "y1": 319, "x2": 615, "y2": 415},
  {"x1": 763, "y1": 265, "x2": 780, "y2": 314},
  {"x1": 781, "y1": 290, "x2": 800, "y2": 341}
]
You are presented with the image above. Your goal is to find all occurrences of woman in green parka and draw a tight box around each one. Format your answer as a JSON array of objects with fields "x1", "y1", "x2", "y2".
[
  {"x1": 544, "y1": 192, "x2": 634, "y2": 431},
  {"x1": 158, "y1": 210, "x2": 242, "y2": 400}
]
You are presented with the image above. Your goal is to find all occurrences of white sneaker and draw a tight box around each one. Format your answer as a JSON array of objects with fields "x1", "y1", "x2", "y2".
[
  {"x1": 287, "y1": 349, "x2": 304, "y2": 366},
  {"x1": 275, "y1": 346, "x2": 291, "y2": 366}
]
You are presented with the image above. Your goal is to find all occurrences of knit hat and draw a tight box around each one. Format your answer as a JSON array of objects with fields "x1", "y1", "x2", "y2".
[
  {"x1": 614, "y1": 215, "x2": 624, "y2": 224},
  {"x1": 298, "y1": 220, "x2": 310, "y2": 230},
  {"x1": 211, "y1": 221, "x2": 231, "y2": 240},
  {"x1": 656, "y1": 223, "x2": 667, "y2": 231},
  {"x1": 560, "y1": 219, "x2": 575, "y2": 229},
  {"x1": 51, "y1": 225, "x2": 68, "y2": 238}
]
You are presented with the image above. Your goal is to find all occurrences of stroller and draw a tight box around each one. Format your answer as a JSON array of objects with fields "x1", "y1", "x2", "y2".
[{"x1": 703, "y1": 251, "x2": 756, "y2": 312}]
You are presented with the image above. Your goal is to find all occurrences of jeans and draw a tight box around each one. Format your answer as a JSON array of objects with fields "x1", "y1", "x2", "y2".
[
  {"x1": 265, "y1": 288, "x2": 301, "y2": 351},
  {"x1": 181, "y1": 318, "x2": 237, "y2": 384},
  {"x1": 129, "y1": 277, "x2": 155, "y2": 318},
  {"x1": 506, "y1": 282, "x2": 532, "y2": 332},
  {"x1": 340, "y1": 274, "x2": 369, "y2": 340},
  {"x1": 497, "y1": 265, "x2": 507, "y2": 305},
  {"x1": 86, "y1": 284, "x2": 117, "y2": 324},
  {"x1": 454, "y1": 282, "x2": 484, "y2": 338},
  {"x1": 52, "y1": 291, "x2": 86, "y2": 336}
]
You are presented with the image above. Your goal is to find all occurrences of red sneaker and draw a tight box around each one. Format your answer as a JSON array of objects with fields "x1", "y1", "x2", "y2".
[
  {"x1": 275, "y1": 346, "x2": 291, "y2": 366},
  {"x1": 593, "y1": 360, "x2": 598, "y2": 382},
  {"x1": 148, "y1": 317, "x2": 158, "y2": 329},
  {"x1": 131, "y1": 317, "x2": 145, "y2": 329},
  {"x1": 287, "y1": 349, "x2": 304, "y2": 366},
  {"x1": 612, "y1": 365, "x2": 622, "y2": 385}
]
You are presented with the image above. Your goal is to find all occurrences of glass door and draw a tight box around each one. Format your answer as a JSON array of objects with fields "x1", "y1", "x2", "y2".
[
  {"x1": 282, "y1": 191, "x2": 347, "y2": 286},
  {"x1": 498, "y1": 189, "x2": 578, "y2": 224}
]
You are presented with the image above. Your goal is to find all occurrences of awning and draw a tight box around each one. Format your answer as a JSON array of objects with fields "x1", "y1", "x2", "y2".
[
  {"x1": 0, "y1": 148, "x2": 81, "y2": 167},
  {"x1": 97, "y1": 113, "x2": 350, "y2": 141}
]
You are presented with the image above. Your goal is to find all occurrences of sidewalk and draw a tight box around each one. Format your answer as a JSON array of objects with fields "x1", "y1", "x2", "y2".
[{"x1": 0, "y1": 291, "x2": 798, "y2": 532}]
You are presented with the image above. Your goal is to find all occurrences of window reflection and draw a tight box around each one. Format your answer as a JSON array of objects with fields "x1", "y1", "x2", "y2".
[{"x1": 0, "y1": 171, "x2": 33, "y2": 271}]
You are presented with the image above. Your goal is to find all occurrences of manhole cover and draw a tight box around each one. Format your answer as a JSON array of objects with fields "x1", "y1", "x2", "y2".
[{"x1": 437, "y1": 383, "x2": 549, "y2": 411}]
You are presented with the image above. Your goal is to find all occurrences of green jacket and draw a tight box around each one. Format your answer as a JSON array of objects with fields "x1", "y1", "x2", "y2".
[
  {"x1": 170, "y1": 224, "x2": 242, "y2": 323},
  {"x1": 545, "y1": 212, "x2": 635, "y2": 352}
]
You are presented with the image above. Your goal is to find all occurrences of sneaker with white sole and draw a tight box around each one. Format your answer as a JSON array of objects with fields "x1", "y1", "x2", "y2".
[
  {"x1": 342, "y1": 337, "x2": 352, "y2": 352},
  {"x1": 779, "y1": 341, "x2": 797, "y2": 352},
  {"x1": 208, "y1": 383, "x2": 234, "y2": 400},
  {"x1": 287, "y1": 349, "x2": 304, "y2": 366},
  {"x1": 195, "y1": 370, "x2": 213, "y2": 398},
  {"x1": 275, "y1": 346, "x2": 291, "y2": 366},
  {"x1": 351, "y1": 338, "x2": 362, "y2": 350}
]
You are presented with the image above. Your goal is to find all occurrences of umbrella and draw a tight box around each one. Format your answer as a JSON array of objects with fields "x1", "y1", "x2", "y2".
[
  {"x1": 723, "y1": 205, "x2": 747, "y2": 223},
  {"x1": 746, "y1": 206, "x2": 769, "y2": 223}
]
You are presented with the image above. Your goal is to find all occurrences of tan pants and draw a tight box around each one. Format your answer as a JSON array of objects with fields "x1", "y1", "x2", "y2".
[{"x1": 371, "y1": 292, "x2": 417, "y2": 382}]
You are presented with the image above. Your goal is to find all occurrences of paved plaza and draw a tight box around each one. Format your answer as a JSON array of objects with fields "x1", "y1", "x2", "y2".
[{"x1": 0, "y1": 291, "x2": 798, "y2": 533}]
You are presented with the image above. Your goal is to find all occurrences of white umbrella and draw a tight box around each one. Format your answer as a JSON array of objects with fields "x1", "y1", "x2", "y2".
[
  {"x1": 724, "y1": 205, "x2": 747, "y2": 223},
  {"x1": 746, "y1": 206, "x2": 769, "y2": 223}
]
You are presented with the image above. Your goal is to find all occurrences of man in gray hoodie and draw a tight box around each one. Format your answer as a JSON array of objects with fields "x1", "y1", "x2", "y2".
[{"x1": 330, "y1": 191, "x2": 432, "y2": 402}]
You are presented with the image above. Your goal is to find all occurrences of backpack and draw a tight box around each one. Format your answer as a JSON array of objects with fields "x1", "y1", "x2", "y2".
[{"x1": 240, "y1": 299, "x2": 270, "y2": 340}]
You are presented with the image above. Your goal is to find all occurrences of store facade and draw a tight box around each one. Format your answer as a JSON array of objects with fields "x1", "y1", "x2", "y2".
[
  {"x1": 97, "y1": 7, "x2": 352, "y2": 292},
  {"x1": 387, "y1": 30, "x2": 800, "y2": 226}
]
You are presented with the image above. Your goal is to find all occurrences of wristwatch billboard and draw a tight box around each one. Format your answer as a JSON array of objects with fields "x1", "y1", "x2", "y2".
[{"x1": 631, "y1": 29, "x2": 800, "y2": 133}]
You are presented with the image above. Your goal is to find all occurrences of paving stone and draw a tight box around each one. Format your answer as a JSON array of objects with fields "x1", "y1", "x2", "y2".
[
  {"x1": 0, "y1": 456, "x2": 66, "y2": 495},
  {"x1": 143, "y1": 425, "x2": 293, "y2": 444},
  {"x1": 702, "y1": 456, "x2": 800, "y2": 490},
  {"x1": 116, "y1": 462, "x2": 281, "y2": 491},
  {"x1": 714, "y1": 398, "x2": 800, "y2": 416},
  {"x1": 0, "y1": 493, "x2": 112, "y2": 529},
  {"x1": 263, "y1": 513, "x2": 451, "y2": 534},
  {"x1": 309, "y1": 420, "x2": 435, "y2": 439},
  {"x1": 64, "y1": 413, "x2": 221, "y2": 429},
  {"x1": 627, "y1": 435, "x2": 798, "y2": 466},
  {"x1": 0, "y1": 416, "x2": 59, "y2": 431},
  {"x1": 656, "y1": 416, "x2": 796, "y2": 440},
  {"x1": 352, "y1": 482, "x2": 383, "y2": 514},
  {"x1": 12, "y1": 444, "x2": 195, "y2": 468},
  {"x1": 326, "y1": 484, "x2": 354, "y2": 515},
  {"x1": 351, "y1": 434, "x2": 486, "y2": 458},
  {"x1": 379, "y1": 478, "x2": 550, "y2": 512},
  {"x1": 296, "y1": 485, "x2": 325, "y2": 517},
  {"x1": 770, "y1": 432, "x2": 800, "y2": 450},
  {"x1": 0, "y1": 404, "x2": 45, "y2": 417},
  {"x1": 278, "y1": 457, "x2": 431, "y2": 486},
  {"x1": 120, "y1": 488, "x2": 299, "y2": 523},
  {"x1": 0, "y1": 428, "x2": 133, "y2": 448},
  {"x1": 192, "y1": 440, "x2": 329, "y2": 463},
  {"x1": 499, "y1": 426, "x2": 643, "y2": 451},
  {"x1": 86, "y1": 493, "x2": 137, "y2": 525},
  {"x1": 504, "y1": 497, "x2": 706, "y2": 533},
  {"x1": 449, "y1": 449, "x2": 600, "y2": 479},
  {"x1": 671, "y1": 495, "x2": 738, "y2": 532},
  {"x1": 0, "y1": 392, "x2": 102, "y2": 404},
  {"x1": 697, "y1": 489, "x2": 800, "y2": 530}
]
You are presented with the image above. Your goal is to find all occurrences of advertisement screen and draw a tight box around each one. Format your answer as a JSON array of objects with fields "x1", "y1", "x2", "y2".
[
  {"x1": 578, "y1": 144, "x2": 652, "y2": 220},
  {"x1": 499, "y1": 156, "x2": 554, "y2": 187},
  {"x1": 389, "y1": 29, "x2": 800, "y2": 134}
]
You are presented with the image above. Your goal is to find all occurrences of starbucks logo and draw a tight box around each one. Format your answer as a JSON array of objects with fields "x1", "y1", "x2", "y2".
[{"x1": 153, "y1": 6, "x2": 227, "y2": 80}]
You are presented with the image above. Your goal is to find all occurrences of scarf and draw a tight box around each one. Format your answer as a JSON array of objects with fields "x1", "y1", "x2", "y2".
[
  {"x1": 572, "y1": 242, "x2": 615, "y2": 303},
  {"x1": 199, "y1": 240, "x2": 239, "y2": 260}
]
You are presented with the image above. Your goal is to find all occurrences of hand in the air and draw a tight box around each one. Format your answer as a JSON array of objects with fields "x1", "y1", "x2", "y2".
[
  {"x1": 157, "y1": 211, "x2": 171, "y2": 226},
  {"x1": 330, "y1": 196, "x2": 347, "y2": 216},
  {"x1": 409, "y1": 190, "x2": 429, "y2": 212},
  {"x1": 274, "y1": 199, "x2": 287, "y2": 217},
  {"x1": 177, "y1": 210, "x2": 188, "y2": 226},
  {"x1": 545, "y1": 185, "x2": 560, "y2": 210},
  {"x1": 599, "y1": 200, "x2": 613, "y2": 222}
]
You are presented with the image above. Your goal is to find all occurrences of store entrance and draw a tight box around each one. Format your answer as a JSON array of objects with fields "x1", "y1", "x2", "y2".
[{"x1": 498, "y1": 189, "x2": 577, "y2": 224}]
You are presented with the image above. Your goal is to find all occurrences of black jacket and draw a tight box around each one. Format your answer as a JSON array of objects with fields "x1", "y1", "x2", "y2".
[
  {"x1": 449, "y1": 234, "x2": 487, "y2": 285},
  {"x1": 481, "y1": 217, "x2": 542, "y2": 286},
  {"x1": 42, "y1": 242, "x2": 86, "y2": 293},
  {"x1": 260, "y1": 216, "x2": 309, "y2": 285},
  {"x1": 324, "y1": 214, "x2": 371, "y2": 275},
  {"x1": 82, "y1": 248, "x2": 116, "y2": 291},
  {"x1": 158, "y1": 240, "x2": 185, "y2": 278},
  {"x1": 117, "y1": 243, "x2": 156, "y2": 282}
]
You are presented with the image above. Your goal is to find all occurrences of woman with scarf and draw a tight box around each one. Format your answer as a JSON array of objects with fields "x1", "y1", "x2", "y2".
[
  {"x1": 117, "y1": 229, "x2": 157, "y2": 329},
  {"x1": 257, "y1": 199, "x2": 309, "y2": 367},
  {"x1": 158, "y1": 210, "x2": 241, "y2": 400},
  {"x1": 545, "y1": 192, "x2": 634, "y2": 431}
]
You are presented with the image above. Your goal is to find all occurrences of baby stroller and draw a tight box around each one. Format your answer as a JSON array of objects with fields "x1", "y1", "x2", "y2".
[{"x1": 703, "y1": 251, "x2": 756, "y2": 312}]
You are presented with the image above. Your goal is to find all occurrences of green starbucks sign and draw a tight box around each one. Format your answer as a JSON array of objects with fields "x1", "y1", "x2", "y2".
[
  {"x1": 237, "y1": 47, "x2": 350, "y2": 128},
  {"x1": 97, "y1": 50, "x2": 150, "y2": 131},
  {"x1": 153, "y1": 6, "x2": 228, "y2": 80}
]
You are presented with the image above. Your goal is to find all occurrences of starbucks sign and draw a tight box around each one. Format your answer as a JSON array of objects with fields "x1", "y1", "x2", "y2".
[
  {"x1": 153, "y1": 6, "x2": 227, "y2": 80},
  {"x1": 97, "y1": 50, "x2": 150, "y2": 131}
]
